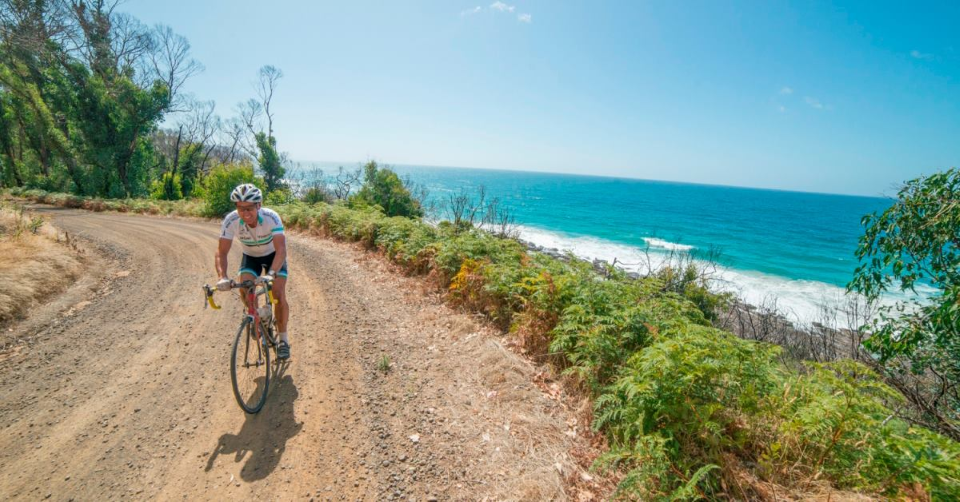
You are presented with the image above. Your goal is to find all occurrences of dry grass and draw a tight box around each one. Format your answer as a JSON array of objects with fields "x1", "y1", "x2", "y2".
[
  {"x1": 0, "y1": 206, "x2": 83, "y2": 323},
  {"x1": 442, "y1": 322, "x2": 575, "y2": 501}
]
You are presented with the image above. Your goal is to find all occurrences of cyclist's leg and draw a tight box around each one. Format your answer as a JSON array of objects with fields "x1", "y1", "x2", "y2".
[
  {"x1": 237, "y1": 254, "x2": 260, "y2": 308},
  {"x1": 273, "y1": 261, "x2": 289, "y2": 338}
]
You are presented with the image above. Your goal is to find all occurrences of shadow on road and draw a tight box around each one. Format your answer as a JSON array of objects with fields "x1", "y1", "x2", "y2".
[{"x1": 204, "y1": 363, "x2": 302, "y2": 481}]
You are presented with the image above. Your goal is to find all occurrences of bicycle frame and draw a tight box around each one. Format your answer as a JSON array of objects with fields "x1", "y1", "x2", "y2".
[
  {"x1": 245, "y1": 281, "x2": 277, "y2": 343},
  {"x1": 204, "y1": 278, "x2": 279, "y2": 343}
]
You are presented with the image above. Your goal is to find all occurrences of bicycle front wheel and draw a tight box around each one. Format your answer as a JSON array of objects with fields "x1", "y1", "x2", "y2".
[{"x1": 230, "y1": 318, "x2": 270, "y2": 413}]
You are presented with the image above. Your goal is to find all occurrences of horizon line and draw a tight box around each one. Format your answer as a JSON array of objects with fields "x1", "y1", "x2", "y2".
[{"x1": 286, "y1": 159, "x2": 895, "y2": 200}]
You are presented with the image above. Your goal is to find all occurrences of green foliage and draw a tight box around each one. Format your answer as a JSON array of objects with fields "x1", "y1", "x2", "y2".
[
  {"x1": 255, "y1": 132, "x2": 285, "y2": 193},
  {"x1": 72, "y1": 72, "x2": 169, "y2": 197},
  {"x1": 175, "y1": 143, "x2": 205, "y2": 197},
  {"x1": 850, "y1": 168, "x2": 959, "y2": 358},
  {"x1": 594, "y1": 325, "x2": 782, "y2": 498},
  {"x1": 774, "y1": 361, "x2": 960, "y2": 499},
  {"x1": 299, "y1": 186, "x2": 330, "y2": 204},
  {"x1": 6, "y1": 188, "x2": 204, "y2": 217},
  {"x1": 377, "y1": 354, "x2": 392, "y2": 373},
  {"x1": 264, "y1": 187, "x2": 295, "y2": 206},
  {"x1": 197, "y1": 163, "x2": 263, "y2": 217},
  {"x1": 655, "y1": 263, "x2": 731, "y2": 322},
  {"x1": 0, "y1": 2, "x2": 171, "y2": 197},
  {"x1": 849, "y1": 167, "x2": 960, "y2": 437},
  {"x1": 150, "y1": 172, "x2": 183, "y2": 201},
  {"x1": 851, "y1": 168, "x2": 959, "y2": 299},
  {"x1": 350, "y1": 161, "x2": 423, "y2": 218}
]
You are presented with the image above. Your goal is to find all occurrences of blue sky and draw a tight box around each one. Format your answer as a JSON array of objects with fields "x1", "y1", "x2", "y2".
[{"x1": 120, "y1": 0, "x2": 959, "y2": 196}]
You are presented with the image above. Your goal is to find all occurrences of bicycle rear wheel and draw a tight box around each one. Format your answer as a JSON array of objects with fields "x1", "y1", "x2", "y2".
[{"x1": 230, "y1": 318, "x2": 270, "y2": 413}]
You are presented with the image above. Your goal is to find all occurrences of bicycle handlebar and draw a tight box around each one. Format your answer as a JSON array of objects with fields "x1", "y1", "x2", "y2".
[
  {"x1": 202, "y1": 284, "x2": 221, "y2": 310},
  {"x1": 202, "y1": 277, "x2": 278, "y2": 311}
]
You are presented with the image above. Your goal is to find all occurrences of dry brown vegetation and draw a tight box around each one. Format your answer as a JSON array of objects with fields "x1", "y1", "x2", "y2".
[{"x1": 0, "y1": 204, "x2": 83, "y2": 323}]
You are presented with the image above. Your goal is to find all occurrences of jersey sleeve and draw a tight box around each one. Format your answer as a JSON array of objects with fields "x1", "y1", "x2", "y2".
[
  {"x1": 265, "y1": 209, "x2": 284, "y2": 235},
  {"x1": 220, "y1": 212, "x2": 239, "y2": 240}
]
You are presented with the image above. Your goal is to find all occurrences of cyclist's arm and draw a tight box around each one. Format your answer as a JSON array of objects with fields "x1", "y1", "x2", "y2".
[
  {"x1": 216, "y1": 237, "x2": 233, "y2": 279},
  {"x1": 268, "y1": 234, "x2": 286, "y2": 276}
]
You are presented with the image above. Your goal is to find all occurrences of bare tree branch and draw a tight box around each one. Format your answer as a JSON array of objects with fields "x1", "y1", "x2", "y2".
[
  {"x1": 68, "y1": 0, "x2": 122, "y2": 79},
  {"x1": 256, "y1": 65, "x2": 282, "y2": 137},
  {"x1": 109, "y1": 12, "x2": 150, "y2": 76},
  {"x1": 1, "y1": 0, "x2": 76, "y2": 56},
  {"x1": 146, "y1": 24, "x2": 203, "y2": 111},
  {"x1": 333, "y1": 166, "x2": 362, "y2": 200}
]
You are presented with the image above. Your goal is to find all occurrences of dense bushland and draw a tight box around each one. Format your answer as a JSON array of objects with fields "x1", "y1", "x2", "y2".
[{"x1": 0, "y1": 1, "x2": 286, "y2": 202}]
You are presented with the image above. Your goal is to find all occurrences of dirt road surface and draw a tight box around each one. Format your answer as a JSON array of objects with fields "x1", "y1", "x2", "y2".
[{"x1": 0, "y1": 207, "x2": 592, "y2": 501}]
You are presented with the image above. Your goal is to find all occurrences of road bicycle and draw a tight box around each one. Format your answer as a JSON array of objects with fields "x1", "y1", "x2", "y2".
[{"x1": 203, "y1": 277, "x2": 282, "y2": 414}]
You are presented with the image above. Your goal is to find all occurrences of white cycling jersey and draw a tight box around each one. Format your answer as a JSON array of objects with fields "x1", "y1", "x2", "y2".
[{"x1": 220, "y1": 208, "x2": 285, "y2": 257}]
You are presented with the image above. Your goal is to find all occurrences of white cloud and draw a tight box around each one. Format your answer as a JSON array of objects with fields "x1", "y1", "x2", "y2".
[
  {"x1": 779, "y1": 86, "x2": 793, "y2": 95},
  {"x1": 778, "y1": 105, "x2": 787, "y2": 113},
  {"x1": 470, "y1": 3, "x2": 530, "y2": 24},
  {"x1": 804, "y1": 96, "x2": 824, "y2": 110},
  {"x1": 910, "y1": 49, "x2": 934, "y2": 60}
]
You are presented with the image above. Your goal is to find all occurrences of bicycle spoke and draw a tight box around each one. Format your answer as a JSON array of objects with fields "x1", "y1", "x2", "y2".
[{"x1": 231, "y1": 320, "x2": 269, "y2": 413}]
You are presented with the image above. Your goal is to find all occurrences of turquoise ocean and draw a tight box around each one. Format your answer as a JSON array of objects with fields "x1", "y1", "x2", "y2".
[{"x1": 294, "y1": 162, "x2": 922, "y2": 326}]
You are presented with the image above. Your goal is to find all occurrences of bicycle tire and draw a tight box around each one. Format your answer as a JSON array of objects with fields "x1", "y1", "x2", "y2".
[
  {"x1": 230, "y1": 318, "x2": 270, "y2": 413},
  {"x1": 262, "y1": 317, "x2": 278, "y2": 349}
]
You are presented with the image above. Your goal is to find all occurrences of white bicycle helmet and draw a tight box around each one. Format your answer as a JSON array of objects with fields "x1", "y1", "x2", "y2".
[{"x1": 230, "y1": 183, "x2": 263, "y2": 203}]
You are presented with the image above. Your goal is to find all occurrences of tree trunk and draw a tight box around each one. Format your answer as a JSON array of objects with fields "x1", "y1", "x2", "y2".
[{"x1": 172, "y1": 125, "x2": 183, "y2": 174}]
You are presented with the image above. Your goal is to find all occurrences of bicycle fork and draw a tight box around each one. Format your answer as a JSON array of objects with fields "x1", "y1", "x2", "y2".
[{"x1": 242, "y1": 317, "x2": 268, "y2": 369}]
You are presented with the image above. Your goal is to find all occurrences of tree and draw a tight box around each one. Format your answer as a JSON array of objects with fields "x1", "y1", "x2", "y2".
[
  {"x1": 256, "y1": 65, "x2": 281, "y2": 138},
  {"x1": 333, "y1": 165, "x2": 361, "y2": 200},
  {"x1": 150, "y1": 170, "x2": 182, "y2": 200},
  {"x1": 197, "y1": 162, "x2": 262, "y2": 216},
  {"x1": 849, "y1": 167, "x2": 960, "y2": 439},
  {"x1": 145, "y1": 24, "x2": 203, "y2": 112},
  {"x1": 255, "y1": 131, "x2": 283, "y2": 192},
  {"x1": 0, "y1": 0, "x2": 196, "y2": 196},
  {"x1": 351, "y1": 161, "x2": 423, "y2": 218},
  {"x1": 217, "y1": 118, "x2": 250, "y2": 165},
  {"x1": 235, "y1": 65, "x2": 285, "y2": 193}
]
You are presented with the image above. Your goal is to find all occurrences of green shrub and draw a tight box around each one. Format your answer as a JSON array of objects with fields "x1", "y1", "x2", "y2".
[
  {"x1": 299, "y1": 186, "x2": 331, "y2": 204},
  {"x1": 594, "y1": 325, "x2": 783, "y2": 498},
  {"x1": 197, "y1": 163, "x2": 263, "y2": 217},
  {"x1": 4, "y1": 188, "x2": 202, "y2": 217},
  {"x1": 265, "y1": 187, "x2": 295, "y2": 206},
  {"x1": 774, "y1": 361, "x2": 960, "y2": 498},
  {"x1": 150, "y1": 172, "x2": 183, "y2": 201},
  {"x1": 350, "y1": 161, "x2": 423, "y2": 218}
]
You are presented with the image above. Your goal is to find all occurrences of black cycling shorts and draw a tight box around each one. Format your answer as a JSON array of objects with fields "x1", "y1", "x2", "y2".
[{"x1": 238, "y1": 252, "x2": 289, "y2": 279}]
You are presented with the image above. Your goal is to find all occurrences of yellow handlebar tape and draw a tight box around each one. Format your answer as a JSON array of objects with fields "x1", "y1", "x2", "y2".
[{"x1": 207, "y1": 295, "x2": 221, "y2": 310}]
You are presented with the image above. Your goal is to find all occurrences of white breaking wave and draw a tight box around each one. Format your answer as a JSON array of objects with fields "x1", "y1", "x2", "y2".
[
  {"x1": 642, "y1": 237, "x2": 694, "y2": 251},
  {"x1": 516, "y1": 225, "x2": 935, "y2": 330}
]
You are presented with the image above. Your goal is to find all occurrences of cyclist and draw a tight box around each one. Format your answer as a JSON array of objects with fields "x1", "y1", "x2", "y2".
[{"x1": 214, "y1": 183, "x2": 291, "y2": 360}]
